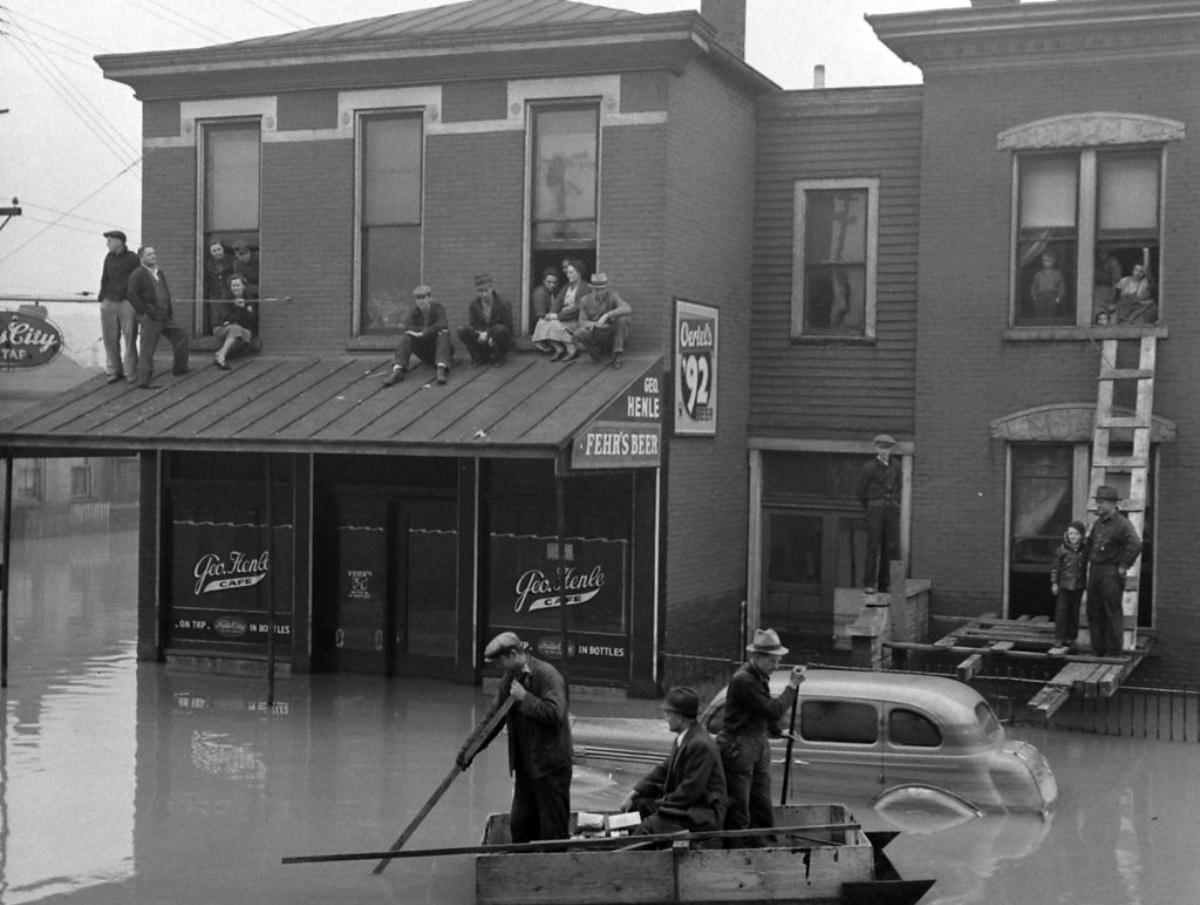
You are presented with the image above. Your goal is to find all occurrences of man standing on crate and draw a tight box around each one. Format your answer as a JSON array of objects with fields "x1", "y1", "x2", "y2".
[
  {"x1": 718, "y1": 628, "x2": 806, "y2": 842},
  {"x1": 1085, "y1": 486, "x2": 1142, "y2": 657}
]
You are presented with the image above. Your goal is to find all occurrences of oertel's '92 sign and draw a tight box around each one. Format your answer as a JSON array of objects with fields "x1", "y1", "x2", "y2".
[
  {"x1": 0, "y1": 310, "x2": 63, "y2": 367},
  {"x1": 674, "y1": 299, "x2": 718, "y2": 436}
]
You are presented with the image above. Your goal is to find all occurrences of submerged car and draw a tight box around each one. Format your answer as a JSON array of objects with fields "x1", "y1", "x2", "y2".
[{"x1": 571, "y1": 668, "x2": 1057, "y2": 818}]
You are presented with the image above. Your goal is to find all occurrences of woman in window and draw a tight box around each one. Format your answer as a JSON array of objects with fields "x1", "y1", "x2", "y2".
[
  {"x1": 212, "y1": 273, "x2": 259, "y2": 369},
  {"x1": 530, "y1": 257, "x2": 584, "y2": 362}
]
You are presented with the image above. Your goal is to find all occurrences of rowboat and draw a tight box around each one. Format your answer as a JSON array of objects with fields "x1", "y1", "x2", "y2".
[{"x1": 475, "y1": 803, "x2": 934, "y2": 905}]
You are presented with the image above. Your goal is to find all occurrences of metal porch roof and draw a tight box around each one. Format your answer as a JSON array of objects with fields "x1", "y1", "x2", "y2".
[{"x1": 0, "y1": 352, "x2": 661, "y2": 459}]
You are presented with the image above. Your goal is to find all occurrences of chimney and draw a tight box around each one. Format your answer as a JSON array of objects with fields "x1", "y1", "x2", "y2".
[
  {"x1": 701, "y1": 0, "x2": 746, "y2": 60},
  {"x1": 813, "y1": 65, "x2": 826, "y2": 90}
]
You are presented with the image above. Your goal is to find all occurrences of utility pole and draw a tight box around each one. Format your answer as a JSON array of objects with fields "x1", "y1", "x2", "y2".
[{"x1": 0, "y1": 197, "x2": 20, "y2": 232}]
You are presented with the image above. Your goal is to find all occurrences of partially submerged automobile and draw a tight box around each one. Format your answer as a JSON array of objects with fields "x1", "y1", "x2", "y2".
[{"x1": 571, "y1": 668, "x2": 1057, "y2": 818}]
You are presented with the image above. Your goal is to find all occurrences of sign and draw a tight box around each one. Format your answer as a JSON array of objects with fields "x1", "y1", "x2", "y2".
[
  {"x1": 571, "y1": 358, "x2": 663, "y2": 470},
  {"x1": 0, "y1": 309, "x2": 63, "y2": 368},
  {"x1": 673, "y1": 299, "x2": 718, "y2": 436}
]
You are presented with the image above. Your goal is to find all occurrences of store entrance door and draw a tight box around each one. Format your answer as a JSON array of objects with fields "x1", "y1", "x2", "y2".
[{"x1": 393, "y1": 498, "x2": 459, "y2": 677}]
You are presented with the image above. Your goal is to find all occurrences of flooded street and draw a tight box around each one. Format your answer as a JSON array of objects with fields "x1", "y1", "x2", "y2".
[{"x1": 4, "y1": 528, "x2": 1200, "y2": 904}]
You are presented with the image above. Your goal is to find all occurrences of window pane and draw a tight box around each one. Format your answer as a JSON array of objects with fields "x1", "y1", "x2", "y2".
[
  {"x1": 889, "y1": 709, "x2": 942, "y2": 747},
  {"x1": 803, "y1": 265, "x2": 865, "y2": 332},
  {"x1": 362, "y1": 225, "x2": 421, "y2": 332},
  {"x1": 1019, "y1": 156, "x2": 1077, "y2": 228},
  {"x1": 532, "y1": 107, "x2": 597, "y2": 246},
  {"x1": 204, "y1": 124, "x2": 260, "y2": 232},
  {"x1": 1010, "y1": 445, "x2": 1073, "y2": 566},
  {"x1": 1099, "y1": 153, "x2": 1158, "y2": 233},
  {"x1": 801, "y1": 700, "x2": 878, "y2": 744},
  {"x1": 363, "y1": 115, "x2": 422, "y2": 225},
  {"x1": 805, "y1": 190, "x2": 867, "y2": 263}
]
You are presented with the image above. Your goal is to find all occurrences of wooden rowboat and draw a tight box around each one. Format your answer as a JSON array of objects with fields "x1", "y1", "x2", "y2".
[{"x1": 475, "y1": 803, "x2": 934, "y2": 905}]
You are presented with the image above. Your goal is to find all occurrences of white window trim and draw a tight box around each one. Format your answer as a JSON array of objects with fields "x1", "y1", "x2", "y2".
[
  {"x1": 350, "y1": 106, "x2": 429, "y2": 337},
  {"x1": 790, "y1": 178, "x2": 879, "y2": 341}
]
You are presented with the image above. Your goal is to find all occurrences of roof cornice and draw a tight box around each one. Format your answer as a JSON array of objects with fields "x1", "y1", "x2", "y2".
[{"x1": 868, "y1": 0, "x2": 1200, "y2": 75}]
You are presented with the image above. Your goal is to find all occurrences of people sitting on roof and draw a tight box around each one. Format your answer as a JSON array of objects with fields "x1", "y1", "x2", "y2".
[
  {"x1": 573, "y1": 272, "x2": 632, "y2": 370},
  {"x1": 531, "y1": 258, "x2": 585, "y2": 362},
  {"x1": 530, "y1": 267, "x2": 560, "y2": 349},
  {"x1": 457, "y1": 273, "x2": 513, "y2": 368},
  {"x1": 212, "y1": 273, "x2": 259, "y2": 370},
  {"x1": 383, "y1": 284, "x2": 452, "y2": 386},
  {"x1": 231, "y1": 240, "x2": 260, "y2": 300},
  {"x1": 205, "y1": 239, "x2": 234, "y2": 302}
]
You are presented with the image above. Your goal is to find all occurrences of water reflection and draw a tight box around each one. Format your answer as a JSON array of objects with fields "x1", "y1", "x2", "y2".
[{"x1": 3, "y1": 528, "x2": 1200, "y2": 904}]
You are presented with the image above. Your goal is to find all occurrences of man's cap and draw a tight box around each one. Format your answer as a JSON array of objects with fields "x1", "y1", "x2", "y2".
[
  {"x1": 661, "y1": 686, "x2": 700, "y2": 719},
  {"x1": 541, "y1": 266, "x2": 559, "y2": 278},
  {"x1": 413, "y1": 284, "x2": 433, "y2": 298},
  {"x1": 746, "y1": 627, "x2": 788, "y2": 656},
  {"x1": 873, "y1": 433, "x2": 897, "y2": 448},
  {"x1": 589, "y1": 273, "x2": 609, "y2": 288},
  {"x1": 473, "y1": 273, "x2": 493, "y2": 289},
  {"x1": 103, "y1": 229, "x2": 126, "y2": 243},
  {"x1": 1095, "y1": 485, "x2": 1120, "y2": 502},
  {"x1": 483, "y1": 631, "x2": 525, "y2": 661}
]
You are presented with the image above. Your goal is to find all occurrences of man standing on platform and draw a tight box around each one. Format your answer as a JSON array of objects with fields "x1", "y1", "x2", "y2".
[
  {"x1": 127, "y1": 246, "x2": 190, "y2": 388},
  {"x1": 97, "y1": 229, "x2": 140, "y2": 384},
  {"x1": 1085, "y1": 486, "x2": 1142, "y2": 657},
  {"x1": 856, "y1": 433, "x2": 902, "y2": 594}
]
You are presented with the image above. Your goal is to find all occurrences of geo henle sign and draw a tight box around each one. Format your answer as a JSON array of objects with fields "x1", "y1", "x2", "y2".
[
  {"x1": 571, "y1": 357, "x2": 663, "y2": 470},
  {"x1": 0, "y1": 309, "x2": 63, "y2": 367}
]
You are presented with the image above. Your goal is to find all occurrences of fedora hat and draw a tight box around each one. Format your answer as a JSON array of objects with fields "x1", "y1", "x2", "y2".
[
  {"x1": 1095, "y1": 485, "x2": 1120, "y2": 502},
  {"x1": 746, "y1": 627, "x2": 789, "y2": 656},
  {"x1": 661, "y1": 686, "x2": 700, "y2": 719}
]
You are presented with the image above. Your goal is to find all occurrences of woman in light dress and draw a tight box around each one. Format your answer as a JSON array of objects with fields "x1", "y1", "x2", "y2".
[{"x1": 531, "y1": 258, "x2": 585, "y2": 362}]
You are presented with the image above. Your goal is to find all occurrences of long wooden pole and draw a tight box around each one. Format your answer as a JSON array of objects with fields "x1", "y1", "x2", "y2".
[
  {"x1": 1, "y1": 456, "x2": 12, "y2": 689},
  {"x1": 372, "y1": 694, "x2": 517, "y2": 875},
  {"x1": 288, "y1": 820, "x2": 862, "y2": 866},
  {"x1": 780, "y1": 686, "x2": 799, "y2": 805}
]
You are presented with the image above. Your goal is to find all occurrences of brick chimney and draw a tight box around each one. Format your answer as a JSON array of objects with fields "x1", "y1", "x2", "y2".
[{"x1": 701, "y1": 0, "x2": 746, "y2": 60}]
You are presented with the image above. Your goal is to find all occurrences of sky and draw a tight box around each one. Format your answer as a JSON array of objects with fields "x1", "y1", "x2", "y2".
[{"x1": 0, "y1": 0, "x2": 968, "y2": 363}]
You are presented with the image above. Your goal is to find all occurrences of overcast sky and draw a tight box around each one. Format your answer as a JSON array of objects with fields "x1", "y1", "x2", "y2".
[{"x1": 0, "y1": 0, "x2": 968, "y2": 358}]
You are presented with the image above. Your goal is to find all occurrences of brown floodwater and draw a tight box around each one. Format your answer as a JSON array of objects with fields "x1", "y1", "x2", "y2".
[{"x1": 3, "y1": 528, "x2": 1199, "y2": 904}]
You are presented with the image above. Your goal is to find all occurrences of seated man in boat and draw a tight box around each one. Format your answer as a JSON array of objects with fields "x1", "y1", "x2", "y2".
[{"x1": 618, "y1": 687, "x2": 727, "y2": 844}]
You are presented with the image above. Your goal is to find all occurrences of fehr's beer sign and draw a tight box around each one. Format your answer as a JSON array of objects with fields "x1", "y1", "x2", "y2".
[{"x1": 0, "y1": 310, "x2": 63, "y2": 367}]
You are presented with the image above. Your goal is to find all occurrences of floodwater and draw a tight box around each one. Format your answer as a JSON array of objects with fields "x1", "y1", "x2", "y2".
[{"x1": 3, "y1": 528, "x2": 1200, "y2": 904}]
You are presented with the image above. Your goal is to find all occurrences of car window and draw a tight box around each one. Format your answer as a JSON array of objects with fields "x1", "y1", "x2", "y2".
[
  {"x1": 888, "y1": 708, "x2": 942, "y2": 747},
  {"x1": 800, "y1": 700, "x2": 878, "y2": 744},
  {"x1": 705, "y1": 704, "x2": 725, "y2": 734},
  {"x1": 974, "y1": 701, "x2": 1003, "y2": 744}
]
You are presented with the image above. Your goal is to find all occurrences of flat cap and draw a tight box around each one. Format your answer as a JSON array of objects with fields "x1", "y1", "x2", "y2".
[
  {"x1": 661, "y1": 686, "x2": 700, "y2": 719},
  {"x1": 103, "y1": 229, "x2": 126, "y2": 243},
  {"x1": 872, "y1": 433, "x2": 897, "y2": 448},
  {"x1": 483, "y1": 631, "x2": 525, "y2": 661}
]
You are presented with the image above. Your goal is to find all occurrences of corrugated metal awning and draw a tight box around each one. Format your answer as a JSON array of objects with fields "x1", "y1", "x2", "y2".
[{"x1": 0, "y1": 352, "x2": 662, "y2": 459}]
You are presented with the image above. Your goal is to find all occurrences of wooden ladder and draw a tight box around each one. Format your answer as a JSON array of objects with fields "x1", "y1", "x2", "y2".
[{"x1": 1088, "y1": 335, "x2": 1155, "y2": 652}]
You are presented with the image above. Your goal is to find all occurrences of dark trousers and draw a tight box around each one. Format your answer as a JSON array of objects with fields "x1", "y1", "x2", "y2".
[
  {"x1": 137, "y1": 316, "x2": 190, "y2": 386},
  {"x1": 1054, "y1": 587, "x2": 1084, "y2": 645},
  {"x1": 393, "y1": 330, "x2": 451, "y2": 371},
  {"x1": 573, "y1": 316, "x2": 630, "y2": 359},
  {"x1": 720, "y1": 734, "x2": 773, "y2": 845},
  {"x1": 1086, "y1": 563, "x2": 1125, "y2": 656},
  {"x1": 509, "y1": 763, "x2": 571, "y2": 844},
  {"x1": 864, "y1": 504, "x2": 900, "y2": 591},
  {"x1": 457, "y1": 324, "x2": 511, "y2": 364}
]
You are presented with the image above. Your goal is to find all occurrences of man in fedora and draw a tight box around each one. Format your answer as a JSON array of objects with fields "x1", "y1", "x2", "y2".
[
  {"x1": 1084, "y1": 486, "x2": 1142, "y2": 657},
  {"x1": 459, "y1": 631, "x2": 572, "y2": 843},
  {"x1": 718, "y1": 628, "x2": 806, "y2": 841},
  {"x1": 97, "y1": 229, "x2": 141, "y2": 384},
  {"x1": 619, "y1": 686, "x2": 727, "y2": 843},
  {"x1": 856, "y1": 433, "x2": 902, "y2": 594},
  {"x1": 572, "y1": 273, "x2": 632, "y2": 369}
]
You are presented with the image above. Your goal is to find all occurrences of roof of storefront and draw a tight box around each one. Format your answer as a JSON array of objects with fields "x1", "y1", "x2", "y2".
[{"x1": 0, "y1": 352, "x2": 661, "y2": 460}]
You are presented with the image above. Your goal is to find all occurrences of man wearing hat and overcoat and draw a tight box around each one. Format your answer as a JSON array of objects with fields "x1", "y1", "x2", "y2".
[
  {"x1": 461, "y1": 631, "x2": 573, "y2": 843},
  {"x1": 1084, "y1": 486, "x2": 1143, "y2": 657},
  {"x1": 572, "y1": 273, "x2": 632, "y2": 369},
  {"x1": 97, "y1": 229, "x2": 141, "y2": 384},
  {"x1": 718, "y1": 628, "x2": 806, "y2": 840},
  {"x1": 619, "y1": 686, "x2": 727, "y2": 842},
  {"x1": 856, "y1": 433, "x2": 902, "y2": 594},
  {"x1": 456, "y1": 274, "x2": 514, "y2": 367}
]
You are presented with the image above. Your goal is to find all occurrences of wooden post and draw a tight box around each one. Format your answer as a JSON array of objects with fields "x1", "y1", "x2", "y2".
[{"x1": 1, "y1": 456, "x2": 12, "y2": 688}]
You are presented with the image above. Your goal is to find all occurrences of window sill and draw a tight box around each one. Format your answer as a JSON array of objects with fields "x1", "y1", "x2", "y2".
[
  {"x1": 789, "y1": 334, "x2": 877, "y2": 346},
  {"x1": 1003, "y1": 325, "x2": 1168, "y2": 342},
  {"x1": 346, "y1": 335, "x2": 401, "y2": 352}
]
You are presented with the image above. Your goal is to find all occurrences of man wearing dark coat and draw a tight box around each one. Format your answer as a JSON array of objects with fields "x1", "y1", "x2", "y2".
[
  {"x1": 463, "y1": 632, "x2": 572, "y2": 844},
  {"x1": 383, "y1": 284, "x2": 452, "y2": 385},
  {"x1": 620, "y1": 686, "x2": 726, "y2": 841},
  {"x1": 1085, "y1": 486, "x2": 1143, "y2": 657},
  {"x1": 456, "y1": 273, "x2": 513, "y2": 366},
  {"x1": 126, "y1": 246, "x2": 190, "y2": 388},
  {"x1": 856, "y1": 433, "x2": 902, "y2": 593}
]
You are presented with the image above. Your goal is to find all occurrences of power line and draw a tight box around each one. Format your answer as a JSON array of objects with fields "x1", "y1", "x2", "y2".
[
  {"x1": 122, "y1": 0, "x2": 234, "y2": 44},
  {"x1": 1, "y1": 7, "x2": 112, "y2": 54},
  {"x1": 245, "y1": 0, "x2": 319, "y2": 29},
  {"x1": 14, "y1": 212, "x2": 113, "y2": 237},
  {"x1": 22, "y1": 201, "x2": 130, "y2": 231}
]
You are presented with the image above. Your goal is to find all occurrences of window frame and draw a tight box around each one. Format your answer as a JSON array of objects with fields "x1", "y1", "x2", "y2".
[
  {"x1": 352, "y1": 107, "x2": 426, "y2": 337},
  {"x1": 70, "y1": 460, "x2": 94, "y2": 501},
  {"x1": 790, "y1": 177, "x2": 879, "y2": 342}
]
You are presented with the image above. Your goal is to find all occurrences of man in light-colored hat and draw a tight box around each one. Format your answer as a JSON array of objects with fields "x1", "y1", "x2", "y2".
[
  {"x1": 460, "y1": 631, "x2": 572, "y2": 843},
  {"x1": 619, "y1": 686, "x2": 727, "y2": 842},
  {"x1": 1084, "y1": 486, "x2": 1142, "y2": 657},
  {"x1": 856, "y1": 433, "x2": 902, "y2": 594},
  {"x1": 717, "y1": 628, "x2": 806, "y2": 841},
  {"x1": 384, "y1": 284, "x2": 452, "y2": 386},
  {"x1": 572, "y1": 272, "x2": 632, "y2": 369},
  {"x1": 97, "y1": 229, "x2": 141, "y2": 384}
]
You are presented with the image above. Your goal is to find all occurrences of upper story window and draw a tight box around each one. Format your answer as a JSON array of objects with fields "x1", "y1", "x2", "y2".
[
  {"x1": 357, "y1": 111, "x2": 423, "y2": 335},
  {"x1": 200, "y1": 120, "x2": 261, "y2": 332},
  {"x1": 15, "y1": 460, "x2": 43, "y2": 501},
  {"x1": 791, "y1": 178, "x2": 878, "y2": 340},
  {"x1": 70, "y1": 461, "x2": 94, "y2": 500}
]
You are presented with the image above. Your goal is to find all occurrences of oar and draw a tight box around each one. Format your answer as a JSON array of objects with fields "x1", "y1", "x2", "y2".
[
  {"x1": 371, "y1": 694, "x2": 516, "y2": 875},
  {"x1": 780, "y1": 674, "x2": 801, "y2": 805},
  {"x1": 287, "y1": 820, "x2": 862, "y2": 866}
]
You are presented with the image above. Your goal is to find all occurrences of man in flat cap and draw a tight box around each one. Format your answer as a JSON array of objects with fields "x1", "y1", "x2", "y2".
[
  {"x1": 384, "y1": 284, "x2": 452, "y2": 386},
  {"x1": 856, "y1": 433, "x2": 902, "y2": 594},
  {"x1": 619, "y1": 686, "x2": 726, "y2": 843},
  {"x1": 461, "y1": 631, "x2": 572, "y2": 843},
  {"x1": 97, "y1": 229, "x2": 141, "y2": 384},
  {"x1": 1084, "y1": 486, "x2": 1142, "y2": 657},
  {"x1": 718, "y1": 628, "x2": 805, "y2": 841},
  {"x1": 456, "y1": 273, "x2": 513, "y2": 368},
  {"x1": 572, "y1": 273, "x2": 632, "y2": 369}
]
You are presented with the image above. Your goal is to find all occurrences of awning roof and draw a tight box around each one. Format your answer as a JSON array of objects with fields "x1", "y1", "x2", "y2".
[{"x1": 0, "y1": 352, "x2": 662, "y2": 460}]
